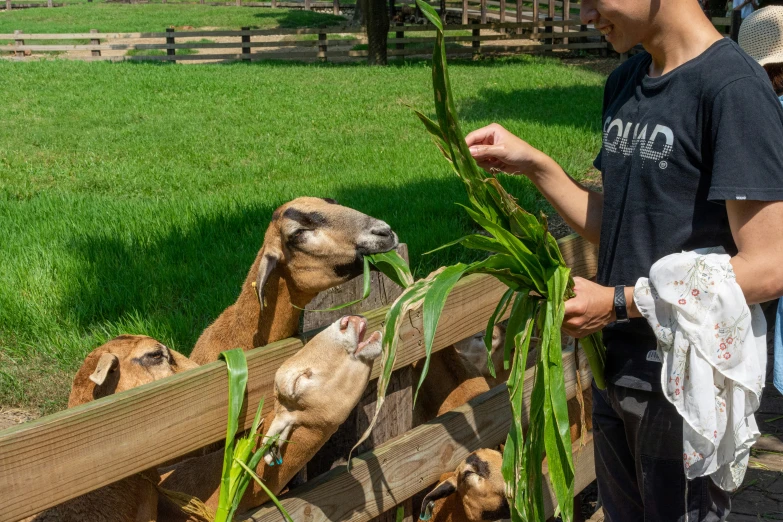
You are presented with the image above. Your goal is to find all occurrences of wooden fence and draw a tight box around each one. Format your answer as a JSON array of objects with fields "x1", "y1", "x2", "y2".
[
  {"x1": 1, "y1": 19, "x2": 607, "y2": 62},
  {"x1": 0, "y1": 233, "x2": 600, "y2": 522}
]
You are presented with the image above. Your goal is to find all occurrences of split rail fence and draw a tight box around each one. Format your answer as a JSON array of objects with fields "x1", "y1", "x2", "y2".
[
  {"x1": 1, "y1": 19, "x2": 607, "y2": 63},
  {"x1": 0, "y1": 233, "x2": 600, "y2": 522}
]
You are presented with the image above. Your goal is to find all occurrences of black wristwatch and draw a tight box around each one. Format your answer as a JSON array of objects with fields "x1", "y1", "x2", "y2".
[{"x1": 614, "y1": 285, "x2": 630, "y2": 324}]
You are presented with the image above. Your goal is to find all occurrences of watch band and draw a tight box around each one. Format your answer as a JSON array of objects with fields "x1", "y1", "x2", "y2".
[{"x1": 614, "y1": 285, "x2": 630, "y2": 324}]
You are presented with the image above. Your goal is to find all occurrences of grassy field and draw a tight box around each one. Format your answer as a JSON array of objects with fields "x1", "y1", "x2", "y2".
[
  {"x1": 0, "y1": 2, "x2": 346, "y2": 34},
  {"x1": 0, "y1": 56, "x2": 605, "y2": 413}
]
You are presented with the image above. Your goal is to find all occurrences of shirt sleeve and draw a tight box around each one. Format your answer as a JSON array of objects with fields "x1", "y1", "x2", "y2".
[{"x1": 708, "y1": 75, "x2": 783, "y2": 202}]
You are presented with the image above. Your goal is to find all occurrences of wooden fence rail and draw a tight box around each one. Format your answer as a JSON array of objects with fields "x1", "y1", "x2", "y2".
[
  {"x1": 0, "y1": 233, "x2": 598, "y2": 522},
  {"x1": 1, "y1": 19, "x2": 607, "y2": 63}
]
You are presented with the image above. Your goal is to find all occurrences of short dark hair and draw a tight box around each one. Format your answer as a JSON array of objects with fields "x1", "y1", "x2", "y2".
[{"x1": 763, "y1": 62, "x2": 783, "y2": 96}]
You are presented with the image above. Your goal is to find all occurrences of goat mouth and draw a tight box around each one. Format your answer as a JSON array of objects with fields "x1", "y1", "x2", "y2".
[{"x1": 355, "y1": 330, "x2": 381, "y2": 357}]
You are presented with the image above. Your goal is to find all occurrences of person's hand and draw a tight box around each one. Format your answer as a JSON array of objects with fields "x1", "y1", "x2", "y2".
[
  {"x1": 562, "y1": 277, "x2": 615, "y2": 338},
  {"x1": 465, "y1": 123, "x2": 549, "y2": 177}
]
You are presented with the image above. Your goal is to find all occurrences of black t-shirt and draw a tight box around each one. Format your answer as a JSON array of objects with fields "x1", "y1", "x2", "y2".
[{"x1": 594, "y1": 38, "x2": 783, "y2": 390}]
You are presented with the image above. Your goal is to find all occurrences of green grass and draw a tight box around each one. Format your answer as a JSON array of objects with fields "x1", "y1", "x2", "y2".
[
  {"x1": 0, "y1": 3, "x2": 347, "y2": 34},
  {"x1": 0, "y1": 56, "x2": 604, "y2": 414}
]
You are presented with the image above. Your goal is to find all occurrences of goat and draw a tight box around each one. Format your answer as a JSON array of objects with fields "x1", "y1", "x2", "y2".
[
  {"x1": 419, "y1": 449, "x2": 509, "y2": 522},
  {"x1": 433, "y1": 328, "x2": 592, "y2": 439},
  {"x1": 189, "y1": 197, "x2": 398, "y2": 365},
  {"x1": 27, "y1": 336, "x2": 198, "y2": 522},
  {"x1": 68, "y1": 334, "x2": 198, "y2": 407},
  {"x1": 158, "y1": 315, "x2": 383, "y2": 516},
  {"x1": 453, "y1": 323, "x2": 509, "y2": 389}
]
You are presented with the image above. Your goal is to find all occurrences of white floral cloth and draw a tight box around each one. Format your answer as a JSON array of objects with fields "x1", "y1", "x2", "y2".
[{"x1": 633, "y1": 248, "x2": 767, "y2": 491}]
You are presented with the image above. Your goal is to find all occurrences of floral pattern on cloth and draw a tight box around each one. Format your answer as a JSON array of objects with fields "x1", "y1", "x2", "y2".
[{"x1": 633, "y1": 248, "x2": 767, "y2": 491}]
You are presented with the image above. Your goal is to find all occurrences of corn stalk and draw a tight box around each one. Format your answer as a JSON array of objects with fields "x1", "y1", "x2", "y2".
[
  {"x1": 354, "y1": 3, "x2": 607, "y2": 519},
  {"x1": 214, "y1": 349, "x2": 288, "y2": 522}
]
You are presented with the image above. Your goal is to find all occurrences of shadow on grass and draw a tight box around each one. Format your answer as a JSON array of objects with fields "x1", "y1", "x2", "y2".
[
  {"x1": 59, "y1": 175, "x2": 548, "y2": 356},
  {"x1": 456, "y1": 84, "x2": 604, "y2": 129},
  {"x1": 251, "y1": 9, "x2": 348, "y2": 28}
]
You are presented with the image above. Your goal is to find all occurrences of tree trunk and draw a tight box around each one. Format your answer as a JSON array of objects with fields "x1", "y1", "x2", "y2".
[
  {"x1": 365, "y1": 0, "x2": 389, "y2": 65},
  {"x1": 354, "y1": 0, "x2": 367, "y2": 24}
]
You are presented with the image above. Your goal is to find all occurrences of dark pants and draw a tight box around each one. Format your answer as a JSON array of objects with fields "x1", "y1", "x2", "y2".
[{"x1": 592, "y1": 383, "x2": 731, "y2": 522}]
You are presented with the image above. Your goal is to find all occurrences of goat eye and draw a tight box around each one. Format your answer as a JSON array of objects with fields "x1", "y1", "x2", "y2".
[{"x1": 148, "y1": 351, "x2": 163, "y2": 359}]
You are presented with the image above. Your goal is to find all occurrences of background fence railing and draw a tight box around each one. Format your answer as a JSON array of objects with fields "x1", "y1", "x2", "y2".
[{"x1": 1, "y1": 19, "x2": 608, "y2": 62}]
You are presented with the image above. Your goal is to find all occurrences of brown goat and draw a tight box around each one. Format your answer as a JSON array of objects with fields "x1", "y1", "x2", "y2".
[
  {"x1": 453, "y1": 323, "x2": 510, "y2": 389},
  {"x1": 420, "y1": 449, "x2": 509, "y2": 522},
  {"x1": 189, "y1": 197, "x2": 398, "y2": 365},
  {"x1": 68, "y1": 335, "x2": 198, "y2": 407},
  {"x1": 158, "y1": 315, "x2": 383, "y2": 516},
  {"x1": 28, "y1": 336, "x2": 198, "y2": 522}
]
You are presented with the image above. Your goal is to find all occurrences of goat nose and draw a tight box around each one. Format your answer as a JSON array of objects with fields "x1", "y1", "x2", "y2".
[{"x1": 370, "y1": 224, "x2": 393, "y2": 238}]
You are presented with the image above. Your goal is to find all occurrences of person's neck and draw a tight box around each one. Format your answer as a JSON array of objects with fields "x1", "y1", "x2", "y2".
[{"x1": 642, "y1": 5, "x2": 723, "y2": 77}]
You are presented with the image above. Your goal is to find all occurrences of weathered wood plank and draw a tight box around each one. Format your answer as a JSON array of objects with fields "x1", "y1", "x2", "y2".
[
  {"x1": 0, "y1": 234, "x2": 596, "y2": 521},
  {"x1": 243, "y1": 349, "x2": 593, "y2": 521}
]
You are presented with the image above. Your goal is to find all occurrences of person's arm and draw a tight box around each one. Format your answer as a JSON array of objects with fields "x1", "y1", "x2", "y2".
[
  {"x1": 560, "y1": 200, "x2": 783, "y2": 338},
  {"x1": 728, "y1": 199, "x2": 783, "y2": 304},
  {"x1": 465, "y1": 123, "x2": 604, "y2": 244}
]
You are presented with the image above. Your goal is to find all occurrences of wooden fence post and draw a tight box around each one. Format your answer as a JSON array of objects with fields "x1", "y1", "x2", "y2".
[
  {"x1": 499, "y1": 0, "x2": 505, "y2": 23},
  {"x1": 333, "y1": 0, "x2": 338, "y2": 15},
  {"x1": 547, "y1": 0, "x2": 554, "y2": 18},
  {"x1": 14, "y1": 30, "x2": 24, "y2": 58},
  {"x1": 533, "y1": 0, "x2": 539, "y2": 35},
  {"x1": 47, "y1": 0, "x2": 52, "y2": 8},
  {"x1": 480, "y1": 0, "x2": 486, "y2": 24},
  {"x1": 305, "y1": 0, "x2": 311, "y2": 10},
  {"x1": 515, "y1": 0, "x2": 522, "y2": 34},
  {"x1": 462, "y1": 0, "x2": 467, "y2": 25},
  {"x1": 166, "y1": 27, "x2": 176, "y2": 63},
  {"x1": 730, "y1": 8, "x2": 742, "y2": 42},
  {"x1": 544, "y1": 15, "x2": 552, "y2": 52},
  {"x1": 90, "y1": 28, "x2": 100, "y2": 57},
  {"x1": 563, "y1": 0, "x2": 570, "y2": 44},
  {"x1": 236, "y1": 0, "x2": 241, "y2": 7},
  {"x1": 472, "y1": 19, "x2": 480, "y2": 56},
  {"x1": 5, "y1": 0, "x2": 11, "y2": 11},
  {"x1": 318, "y1": 32, "x2": 327, "y2": 62},
  {"x1": 396, "y1": 22, "x2": 404, "y2": 57},
  {"x1": 271, "y1": 0, "x2": 276, "y2": 7},
  {"x1": 242, "y1": 26, "x2": 250, "y2": 62}
]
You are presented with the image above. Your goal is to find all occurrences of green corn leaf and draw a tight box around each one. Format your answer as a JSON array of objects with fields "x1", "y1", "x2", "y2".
[
  {"x1": 367, "y1": 250, "x2": 414, "y2": 289},
  {"x1": 414, "y1": 263, "x2": 470, "y2": 405},
  {"x1": 349, "y1": 277, "x2": 431, "y2": 462},
  {"x1": 235, "y1": 459, "x2": 294, "y2": 522},
  {"x1": 215, "y1": 348, "x2": 250, "y2": 522},
  {"x1": 424, "y1": 233, "x2": 511, "y2": 257},
  {"x1": 483, "y1": 288, "x2": 515, "y2": 378},
  {"x1": 539, "y1": 268, "x2": 575, "y2": 522}
]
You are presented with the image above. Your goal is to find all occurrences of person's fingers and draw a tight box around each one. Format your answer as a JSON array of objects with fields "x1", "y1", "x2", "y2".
[
  {"x1": 563, "y1": 298, "x2": 579, "y2": 318},
  {"x1": 465, "y1": 124, "x2": 501, "y2": 147},
  {"x1": 468, "y1": 144, "x2": 505, "y2": 160}
]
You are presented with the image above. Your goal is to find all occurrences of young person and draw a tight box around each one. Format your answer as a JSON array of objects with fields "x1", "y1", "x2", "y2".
[{"x1": 466, "y1": 1, "x2": 783, "y2": 520}]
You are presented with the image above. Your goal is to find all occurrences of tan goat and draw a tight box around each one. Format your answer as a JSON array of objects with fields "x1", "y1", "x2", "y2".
[
  {"x1": 419, "y1": 449, "x2": 509, "y2": 522},
  {"x1": 453, "y1": 323, "x2": 509, "y2": 389},
  {"x1": 28, "y1": 335, "x2": 198, "y2": 522},
  {"x1": 189, "y1": 197, "x2": 398, "y2": 365},
  {"x1": 431, "y1": 328, "x2": 592, "y2": 439},
  {"x1": 158, "y1": 315, "x2": 383, "y2": 517}
]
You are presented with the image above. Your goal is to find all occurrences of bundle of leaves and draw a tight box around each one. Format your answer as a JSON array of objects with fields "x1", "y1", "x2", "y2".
[{"x1": 353, "y1": 3, "x2": 607, "y2": 520}]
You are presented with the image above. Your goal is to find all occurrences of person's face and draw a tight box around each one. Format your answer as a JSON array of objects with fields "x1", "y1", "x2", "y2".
[{"x1": 581, "y1": 0, "x2": 655, "y2": 53}]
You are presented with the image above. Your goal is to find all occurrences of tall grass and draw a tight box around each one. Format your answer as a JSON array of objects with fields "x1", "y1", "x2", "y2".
[{"x1": 0, "y1": 57, "x2": 605, "y2": 413}]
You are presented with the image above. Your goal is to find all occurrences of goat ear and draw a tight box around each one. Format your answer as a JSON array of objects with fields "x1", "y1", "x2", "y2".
[
  {"x1": 255, "y1": 250, "x2": 280, "y2": 308},
  {"x1": 169, "y1": 349, "x2": 199, "y2": 373},
  {"x1": 89, "y1": 353, "x2": 119, "y2": 386},
  {"x1": 419, "y1": 473, "x2": 457, "y2": 521}
]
